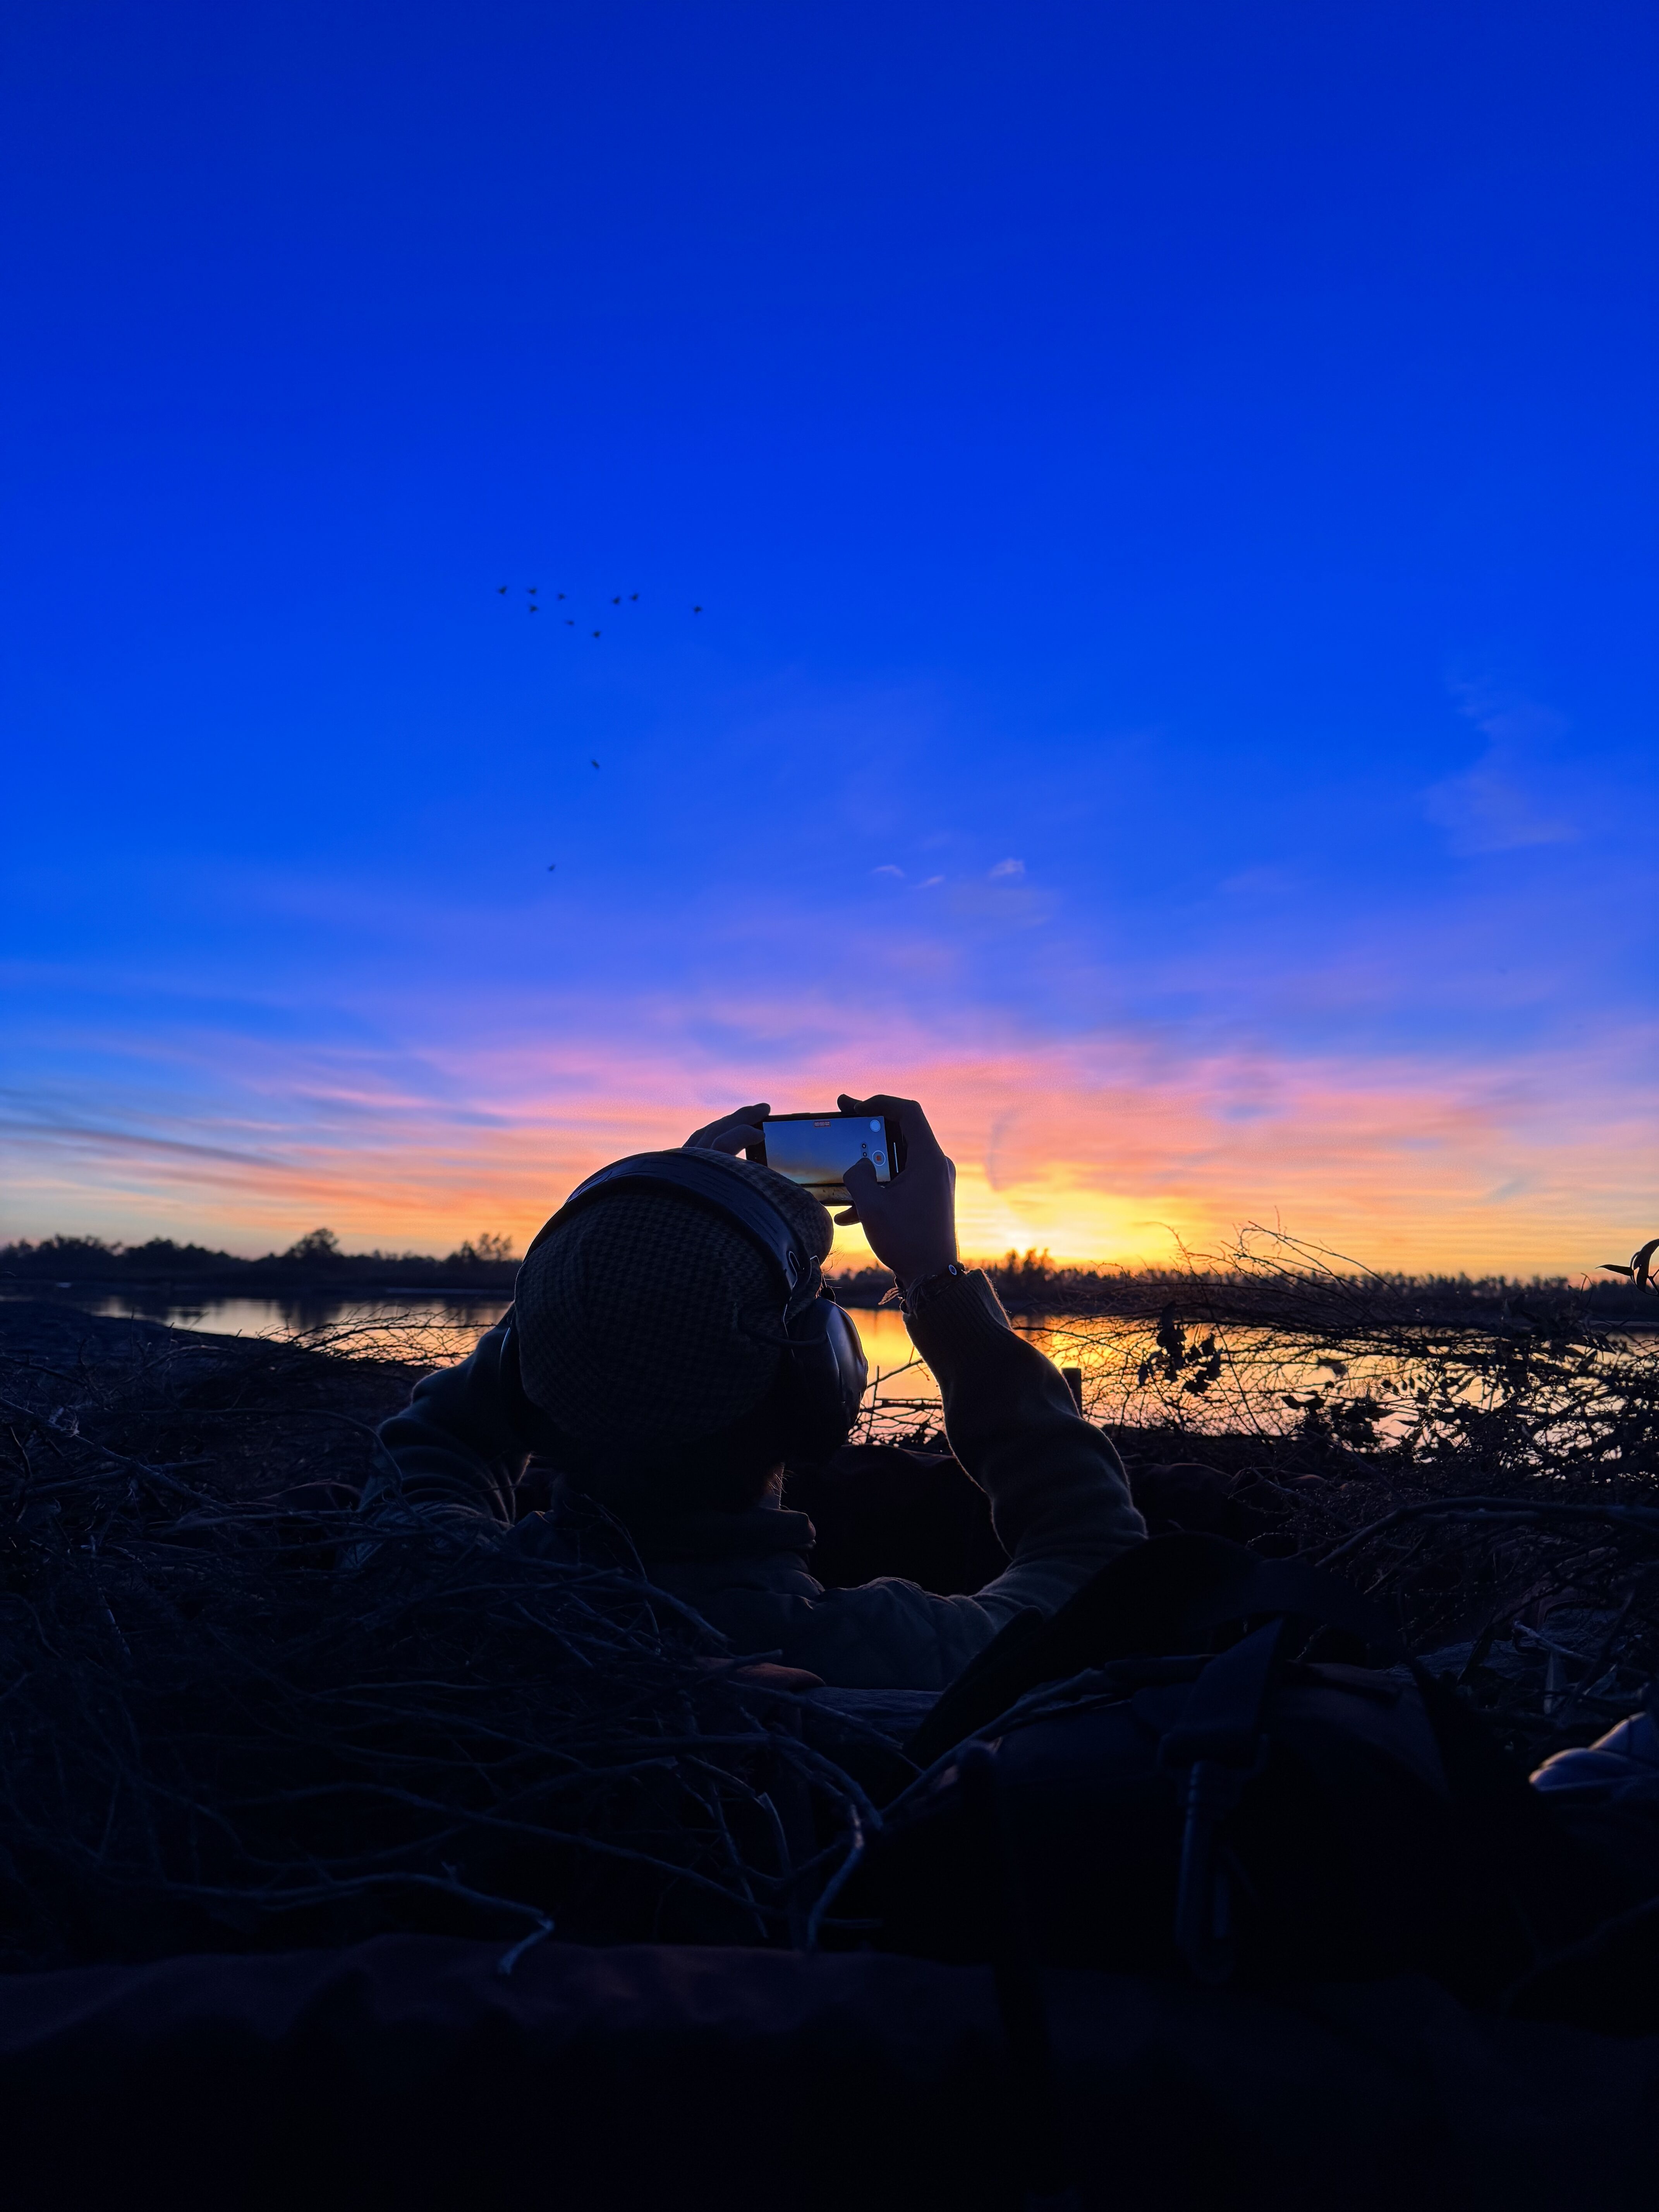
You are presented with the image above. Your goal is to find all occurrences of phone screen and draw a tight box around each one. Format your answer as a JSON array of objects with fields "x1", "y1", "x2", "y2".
[{"x1": 760, "y1": 1114, "x2": 892, "y2": 1200}]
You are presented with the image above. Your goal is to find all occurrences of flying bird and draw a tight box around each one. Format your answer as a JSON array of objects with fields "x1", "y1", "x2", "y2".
[
  {"x1": 496, "y1": 585, "x2": 507, "y2": 594},
  {"x1": 547, "y1": 863, "x2": 556, "y2": 871},
  {"x1": 629, "y1": 592, "x2": 639, "y2": 601},
  {"x1": 529, "y1": 603, "x2": 540, "y2": 612},
  {"x1": 591, "y1": 759, "x2": 599, "y2": 768},
  {"x1": 611, "y1": 596, "x2": 621, "y2": 605},
  {"x1": 564, "y1": 619, "x2": 574, "y2": 626},
  {"x1": 557, "y1": 592, "x2": 567, "y2": 601},
  {"x1": 591, "y1": 629, "x2": 601, "y2": 637},
  {"x1": 692, "y1": 604, "x2": 703, "y2": 613}
]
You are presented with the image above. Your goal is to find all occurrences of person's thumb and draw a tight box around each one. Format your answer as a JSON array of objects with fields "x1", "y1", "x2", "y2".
[{"x1": 841, "y1": 1155, "x2": 883, "y2": 1221}]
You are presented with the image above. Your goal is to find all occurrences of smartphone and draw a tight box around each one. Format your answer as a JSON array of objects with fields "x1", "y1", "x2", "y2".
[{"x1": 751, "y1": 1112, "x2": 898, "y2": 1207}]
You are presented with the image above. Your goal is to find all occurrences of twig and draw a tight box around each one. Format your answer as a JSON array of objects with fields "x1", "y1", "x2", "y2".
[{"x1": 1318, "y1": 1498, "x2": 1659, "y2": 1567}]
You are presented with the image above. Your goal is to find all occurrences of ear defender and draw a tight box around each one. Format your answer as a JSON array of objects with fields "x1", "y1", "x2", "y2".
[{"x1": 778, "y1": 1291, "x2": 869, "y2": 1461}]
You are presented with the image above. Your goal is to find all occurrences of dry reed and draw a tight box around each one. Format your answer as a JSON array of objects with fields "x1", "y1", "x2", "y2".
[
  {"x1": 3, "y1": 1226, "x2": 1657, "y2": 1968},
  {"x1": 0, "y1": 1305, "x2": 873, "y2": 1972}
]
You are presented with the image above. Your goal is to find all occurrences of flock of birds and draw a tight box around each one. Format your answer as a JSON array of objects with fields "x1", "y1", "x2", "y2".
[
  {"x1": 501, "y1": 584, "x2": 706, "y2": 876},
  {"x1": 497, "y1": 583, "x2": 704, "y2": 639}
]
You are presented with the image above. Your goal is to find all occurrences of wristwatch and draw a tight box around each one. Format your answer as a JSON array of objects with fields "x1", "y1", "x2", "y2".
[{"x1": 898, "y1": 1260, "x2": 967, "y2": 1317}]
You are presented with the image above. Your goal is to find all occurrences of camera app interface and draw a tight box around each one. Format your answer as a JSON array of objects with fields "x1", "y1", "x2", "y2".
[{"x1": 763, "y1": 1116, "x2": 891, "y2": 1189}]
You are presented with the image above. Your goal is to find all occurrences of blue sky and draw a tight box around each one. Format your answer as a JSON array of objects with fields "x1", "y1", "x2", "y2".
[{"x1": 2, "y1": 0, "x2": 1655, "y2": 1270}]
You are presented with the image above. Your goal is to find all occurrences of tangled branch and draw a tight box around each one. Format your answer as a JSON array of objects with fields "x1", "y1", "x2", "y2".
[{"x1": 0, "y1": 1310, "x2": 871, "y2": 1972}]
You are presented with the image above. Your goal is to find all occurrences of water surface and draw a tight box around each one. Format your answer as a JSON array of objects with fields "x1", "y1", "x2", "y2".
[
  {"x1": 1, "y1": 1288, "x2": 945, "y2": 1406},
  {"x1": 2, "y1": 1286, "x2": 1445, "y2": 1438}
]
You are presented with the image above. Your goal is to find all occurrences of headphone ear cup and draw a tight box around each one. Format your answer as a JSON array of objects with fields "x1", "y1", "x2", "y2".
[{"x1": 783, "y1": 1298, "x2": 868, "y2": 1460}]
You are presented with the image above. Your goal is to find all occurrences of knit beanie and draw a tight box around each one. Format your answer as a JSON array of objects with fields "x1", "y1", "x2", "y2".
[{"x1": 513, "y1": 1151, "x2": 835, "y2": 1452}]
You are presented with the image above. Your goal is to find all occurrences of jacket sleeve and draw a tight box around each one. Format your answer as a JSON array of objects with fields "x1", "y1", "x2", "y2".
[
  {"x1": 908, "y1": 1267, "x2": 1146, "y2": 1615},
  {"x1": 362, "y1": 1317, "x2": 527, "y2": 1530},
  {"x1": 689, "y1": 1271, "x2": 1146, "y2": 1688}
]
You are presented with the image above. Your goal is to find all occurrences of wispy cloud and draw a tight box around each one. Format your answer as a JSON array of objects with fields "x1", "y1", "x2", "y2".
[{"x1": 1424, "y1": 682, "x2": 1579, "y2": 855}]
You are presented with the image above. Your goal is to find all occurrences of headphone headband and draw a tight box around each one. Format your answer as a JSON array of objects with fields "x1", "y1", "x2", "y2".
[{"x1": 542, "y1": 1151, "x2": 811, "y2": 1297}]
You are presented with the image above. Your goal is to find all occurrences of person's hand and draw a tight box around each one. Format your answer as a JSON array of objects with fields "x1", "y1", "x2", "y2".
[
  {"x1": 682, "y1": 1103, "x2": 771, "y2": 1158},
  {"x1": 836, "y1": 1093, "x2": 958, "y2": 1288}
]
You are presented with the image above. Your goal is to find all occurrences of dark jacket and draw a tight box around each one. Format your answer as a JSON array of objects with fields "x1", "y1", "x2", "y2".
[{"x1": 365, "y1": 1269, "x2": 1144, "y2": 1689}]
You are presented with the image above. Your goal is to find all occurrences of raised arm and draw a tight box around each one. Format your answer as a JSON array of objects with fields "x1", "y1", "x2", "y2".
[
  {"x1": 743, "y1": 1095, "x2": 1145, "y2": 1679},
  {"x1": 841, "y1": 1090, "x2": 1143, "y2": 1595},
  {"x1": 903, "y1": 1267, "x2": 1145, "y2": 1610}
]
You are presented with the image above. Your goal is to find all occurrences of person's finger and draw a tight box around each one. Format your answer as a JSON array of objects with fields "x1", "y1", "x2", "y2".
[
  {"x1": 838, "y1": 1092, "x2": 925, "y2": 1128},
  {"x1": 840, "y1": 1156, "x2": 883, "y2": 1222},
  {"x1": 704, "y1": 1118, "x2": 765, "y2": 1149},
  {"x1": 837, "y1": 1093, "x2": 942, "y2": 1163},
  {"x1": 832, "y1": 1206, "x2": 859, "y2": 1225},
  {"x1": 685, "y1": 1128, "x2": 759, "y2": 1155},
  {"x1": 703, "y1": 1123, "x2": 764, "y2": 1156},
  {"x1": 684, "y1": 1103, "x2": 771, "y2": 1151}
]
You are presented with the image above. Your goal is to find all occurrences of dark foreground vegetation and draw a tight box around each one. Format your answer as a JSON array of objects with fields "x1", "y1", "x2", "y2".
[
  {"x1": 1, "y1": 1233, "x2": 1656, "y2": 1977},
  {"x1": 0, "y1": 1299, "x2": 889, "y2": 1973}
]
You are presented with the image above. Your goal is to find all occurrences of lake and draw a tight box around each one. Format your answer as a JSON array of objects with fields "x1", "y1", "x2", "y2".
[
  {"x1": 3, "y1": 1283, "x2": 1494, "y2": 1439},
  {"x1": 0, "y1": 1286, "x2": 950, "y2": 1408}
]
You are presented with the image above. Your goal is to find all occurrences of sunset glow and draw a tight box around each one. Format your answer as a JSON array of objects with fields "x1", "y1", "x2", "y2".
[
  {"x1": 5, "y1": 984, "x2": 1650, "y2": 1278},
  {"x1": 2, "y1": 8, "x2": 1654, "y2": 1279}
]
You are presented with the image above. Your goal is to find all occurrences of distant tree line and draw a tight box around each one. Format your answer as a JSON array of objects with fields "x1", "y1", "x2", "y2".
[
  {"x1": 826, "y1": 1245, "x2": 1651, "y2": 1321},
  {"x1": 3, "y1": 1230, "x2": 1650, "y2": 1322},
  {"x1": 0, "y1": 1228, "x2": 521, "y2": 1290}
]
